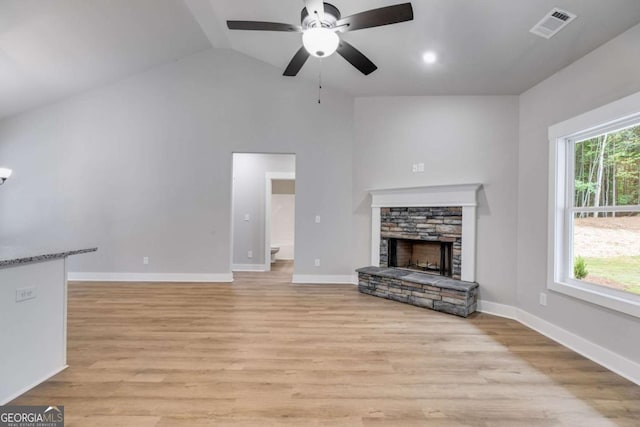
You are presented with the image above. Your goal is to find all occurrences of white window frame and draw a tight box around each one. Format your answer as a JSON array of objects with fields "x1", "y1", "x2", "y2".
[{"x1": 548, "y1": 90, "x2": 640, "y2": 319}]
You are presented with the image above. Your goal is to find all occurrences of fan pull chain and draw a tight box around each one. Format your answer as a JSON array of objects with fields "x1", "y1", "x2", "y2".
[{"x1": 318, "y1": 59, "x2": 323, "y2": 104}]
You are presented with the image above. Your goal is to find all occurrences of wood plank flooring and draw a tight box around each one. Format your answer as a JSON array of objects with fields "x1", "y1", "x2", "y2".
[{"x1": 10, "y1": 261, "x2": 640, "y2": 426}]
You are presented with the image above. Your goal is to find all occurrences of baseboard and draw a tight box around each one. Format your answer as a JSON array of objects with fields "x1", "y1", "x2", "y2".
[
  {"x1": 478, "y1": 301, "x2": 640, "y2": 386},
  {"x1": 292, "y1": 274, "x2": 356, "y2": 284},
  {"x1": 516, "y1": 309, "x2": 640, "y2": 386},
  {"x1": 1, "y1": 365, "x2": 68, "y2": 405},
  {"x1": 68, "y1": 272, "x2": 234, "y2": 283},
  {"x1": 477, "y1": 300, "x2": 518, "y2": 320},
  {"x1": 232, "y1": 264, "x2": 267, "y2": 272}
]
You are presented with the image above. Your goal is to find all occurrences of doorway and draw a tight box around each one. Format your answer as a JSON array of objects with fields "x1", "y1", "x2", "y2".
[
  {"x1": 265, "y1": 173, "x2": 295, "y2": 272},
  {"x1": 231, "y1": 153, "x2": 296, "y2": 274}
]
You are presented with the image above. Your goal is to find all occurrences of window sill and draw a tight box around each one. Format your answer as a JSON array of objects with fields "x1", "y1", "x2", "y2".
[{"x1": 549, "y1": 279, "x2": 640, "y2": 319}]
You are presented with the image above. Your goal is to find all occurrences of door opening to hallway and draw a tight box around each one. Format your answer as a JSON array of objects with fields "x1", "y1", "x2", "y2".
[{"x1": 230, "y1": 153, "x2": 295, "y2": 278}]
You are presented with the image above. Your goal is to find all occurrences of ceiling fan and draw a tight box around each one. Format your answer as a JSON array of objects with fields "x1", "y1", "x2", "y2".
[{"x1": 227, "y1": 1, "x2": 414, "y2": 77}]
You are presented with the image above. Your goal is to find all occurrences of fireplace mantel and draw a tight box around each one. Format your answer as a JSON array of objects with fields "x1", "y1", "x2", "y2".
[
  {"x1": 369, "y1": 183, "x2": 481, "y2": 208},
  {"x1": 369, "y1": 184, "x2": 482, "y2": 282}
]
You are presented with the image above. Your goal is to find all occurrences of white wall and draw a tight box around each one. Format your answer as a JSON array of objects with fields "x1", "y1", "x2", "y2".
[
  {"x1": 353, "y1": 96, "x2": 519, "y2": 305},
  {"x1": 272, "y1": 195, "x2": 295, "y2": 260},
  {"x1": 518, "y1": 23, "x2": 640, "y2": 363},
  {"x1": 0, "y1": 48, "x2": 354, "y2": 278},
  {"x1": 272, "y1": 179, "x2": 295, "y2": 260},
  {"x1": 231, "y1": 153, "x2": 294, "y2": 266}
]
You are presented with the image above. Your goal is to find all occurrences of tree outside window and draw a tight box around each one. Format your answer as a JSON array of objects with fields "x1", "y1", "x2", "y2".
[{"x1": 571, "y1": 123, "x2": 640, "y2": 295}]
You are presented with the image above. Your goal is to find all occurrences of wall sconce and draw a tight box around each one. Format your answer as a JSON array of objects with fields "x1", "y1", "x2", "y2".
[{"x1": 0, "y1": 167, "x2": 12, "y2": 185}]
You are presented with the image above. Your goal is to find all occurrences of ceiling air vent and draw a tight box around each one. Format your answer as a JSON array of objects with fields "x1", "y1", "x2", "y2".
[{"x1": 530, "y1": 8, "x2": 576, "y2": 39}]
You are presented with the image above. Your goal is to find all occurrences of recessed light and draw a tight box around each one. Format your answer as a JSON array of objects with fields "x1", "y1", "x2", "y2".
[{"x1": 422, "y1": 51, "x2": 437, "y2": 64}]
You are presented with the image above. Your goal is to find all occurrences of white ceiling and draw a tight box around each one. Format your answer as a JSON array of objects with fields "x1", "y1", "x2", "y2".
[
  {"x1": 209, "y1": 0, "x2": 640, "y2": 96},
  {"x1": 0, "y1": 0, "x2": 210, "y2": 119},
  {"x1": 1, "y1": 0, "x2": 640, "y2": 119}
]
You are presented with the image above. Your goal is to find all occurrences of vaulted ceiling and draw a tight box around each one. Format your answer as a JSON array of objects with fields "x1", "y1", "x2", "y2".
[
  {"x1": 2, "y1": 0, "x2": 640, "y2": 119},
  {"x1": 0, "y1": 0, "x2": 210, "y2": 119}
]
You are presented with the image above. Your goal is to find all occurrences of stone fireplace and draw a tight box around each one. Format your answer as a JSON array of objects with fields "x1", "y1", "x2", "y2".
[
  {"x1": 379, "y1": 206, "x2": 461, "y2": 278},
  {"x1": 369, "y1": 184, "x2": 480, "y2": 282},
  {"x1": 356, "y1": 184, "x2": 481, "y2": 317}
]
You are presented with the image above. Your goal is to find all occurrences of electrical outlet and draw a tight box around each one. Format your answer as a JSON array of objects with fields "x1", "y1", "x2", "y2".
[
  {"x1": 539, "y1": 292, "x2": 547, "y2": 306},
  {"x1": 248, "y1": 250, "x2": 253, "y2": 259},
  {"x1": 315, "y1": 215, "x2": 321, "y2": 223},
  {"x1": 314, "y1": 259, "x2": 320, "y2": 267},
  {"x1": 16, "y1": 287, "x2": 37, "y2": 302},
  {"x1": 412, "y1": 164, "x2": 418, "y2": 173},
  {"x1": 417, "y1": 163, "x2": 425, "y2": 172},
  {"x1": 143, "y1": 256, "x2": 149, "y2": 265}
]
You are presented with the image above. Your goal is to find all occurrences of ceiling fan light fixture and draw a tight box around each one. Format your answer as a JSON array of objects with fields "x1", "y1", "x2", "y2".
[
  {"x1": 226, "y1": 2, "x2": 414, "y2": 76},
  {"x1": 0, "y1": 167, "x2": 12, "y2": 185},
  {"x1": 302, "y1": 27, "x2": 339, "y2": 58}
]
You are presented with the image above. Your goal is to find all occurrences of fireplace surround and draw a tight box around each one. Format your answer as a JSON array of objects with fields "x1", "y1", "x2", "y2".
[
  {"x1": 357, "y1": 184, "x2": 481, "y2": 317},
  {"x1": 379, "y1": 205, "x2": 462, "y2": 278},
  {"x1": 369, "y1": 184, "x2": 480, "y2": 282}
]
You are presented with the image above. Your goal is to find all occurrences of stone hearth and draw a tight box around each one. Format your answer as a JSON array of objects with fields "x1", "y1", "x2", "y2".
[{"x1": 357, "y1": 267, "x2": 478, "y2": 317}]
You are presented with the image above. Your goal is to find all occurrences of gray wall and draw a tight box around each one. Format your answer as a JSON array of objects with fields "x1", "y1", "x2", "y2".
[
  {"x1": 353, "y1": 96, "x2": 519, "y2": 305},
  {"x1": 518, "y1": 23, "x2": 640, "y2": 362},
  {"x1": 0, "y1": 48, "x2": 353, "y2": 277},
  {"x1": 231, "y1": 153, "x2": 294, "y2": 266}
]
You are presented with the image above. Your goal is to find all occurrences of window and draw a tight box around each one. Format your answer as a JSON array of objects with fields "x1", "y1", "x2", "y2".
[
  {"x1": 570, "y1": 123, "x2": 640, "y2": 293},
  {"x1": 549, "y1": 92, "x2": 640, "y2": 318}
]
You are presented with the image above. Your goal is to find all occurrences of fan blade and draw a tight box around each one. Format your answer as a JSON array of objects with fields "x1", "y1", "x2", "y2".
[
  {"x1": 336, "y1": 3, "x2": 413, "y2": 32},
  {"x1": 227, "y1": 21, "x2": 301, "y2": 32},
  {"x1": 283, "y1": 46, "x2": 310, "y2": 76},
  {"x1": 303, "y1": 0, "x2": 325, "y2": 22},
  {"x1": 337, "y1": 40, "x2": 377, "y2": 75}
]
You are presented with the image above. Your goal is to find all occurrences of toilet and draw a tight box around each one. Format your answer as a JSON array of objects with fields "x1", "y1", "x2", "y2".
[{"x1": 270, "y1": 246, "x2": 280, "y2": 264}]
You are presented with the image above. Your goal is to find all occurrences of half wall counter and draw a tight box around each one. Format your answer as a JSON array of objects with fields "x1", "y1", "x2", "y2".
[{"x1": 0, "y1": 247, "x2": 97, "y2": 404}]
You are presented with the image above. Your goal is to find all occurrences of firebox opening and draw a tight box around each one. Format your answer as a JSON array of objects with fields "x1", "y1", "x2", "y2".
[{"x1": 388, "y1": 238, "x2": 453, "y2": 277}]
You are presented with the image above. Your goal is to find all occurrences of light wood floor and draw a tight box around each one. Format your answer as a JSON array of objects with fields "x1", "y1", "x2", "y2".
[{"x1": 11, "y1": 261, "x2": 640, "y2": 426}]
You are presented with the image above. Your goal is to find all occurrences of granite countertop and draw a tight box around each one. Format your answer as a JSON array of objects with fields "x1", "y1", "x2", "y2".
[{"x1": 0, "y1": 247, "x2": 97, "y2": 268}]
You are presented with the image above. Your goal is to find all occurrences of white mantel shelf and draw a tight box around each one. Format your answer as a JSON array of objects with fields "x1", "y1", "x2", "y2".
[
  {"x1": 369, "y1": 183, "x2": 482, "y2": 282},
  {"x1": 369, "y1": 183, "x2": 482, "y2": 208}
]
